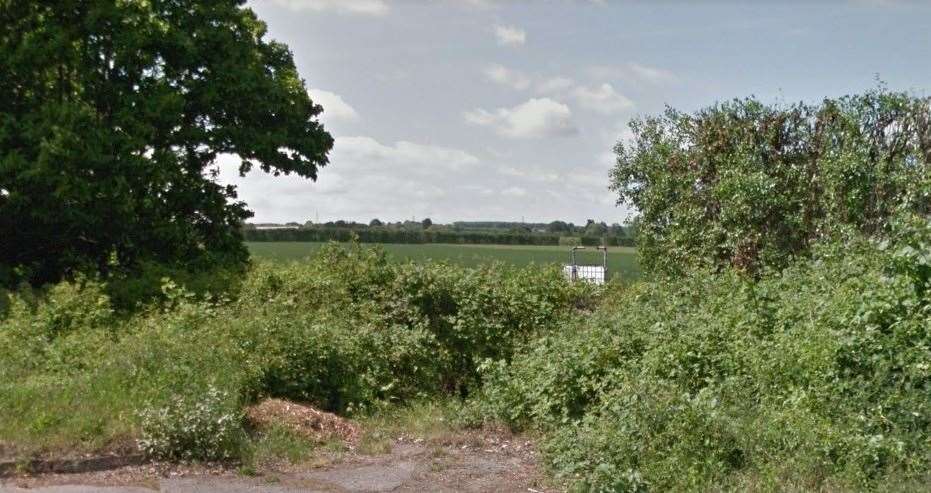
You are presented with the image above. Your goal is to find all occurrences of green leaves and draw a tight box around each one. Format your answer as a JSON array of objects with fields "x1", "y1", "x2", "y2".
[
  {"x1": 471, "y1": 227, "x2": 931, "y2": 490},
  {"x1": 0, "y1": 0, "x2": 333, "y2": 285},
  {"x1": 0, "y1": 244, "x2": 601, "y2": 461},
  {"x1": 612, "y1": 88, "x2": 931, "y2": 276},
  {"x1": 137, "y1": 385, "x2": 246, "y2": 461}
]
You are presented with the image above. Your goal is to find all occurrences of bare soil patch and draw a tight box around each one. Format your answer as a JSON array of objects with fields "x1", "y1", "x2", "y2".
[{"x1": 2, "y1": 425, "x2": 555, "y2": 492}]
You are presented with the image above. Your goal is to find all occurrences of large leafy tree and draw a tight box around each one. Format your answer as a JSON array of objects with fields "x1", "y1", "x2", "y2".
[
  {"x1": 0, "y1": 0, "x2": 333, "y2": 285},
  {"x1": 611, "y1": 88, "x2": 931, "y2": 276}
]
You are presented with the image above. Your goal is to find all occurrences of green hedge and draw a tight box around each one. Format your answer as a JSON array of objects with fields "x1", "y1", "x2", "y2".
[
  {"x1": 0, "y1": 243, "x2": 598, "y2": 460},
  {"x1": 469, "y1": 216, "x2": 931, "y2": 490},
  {"x1": 243, "y1": 227, "x2": 636, "y2": 247},
  {"x1": 612, "y1": 88, "x2": 931, "y2": 276}
]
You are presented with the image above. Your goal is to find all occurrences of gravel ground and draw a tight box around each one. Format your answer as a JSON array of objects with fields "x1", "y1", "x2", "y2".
[{"x1": 0, "y1": 432, "x2": 557, "y2": 493}]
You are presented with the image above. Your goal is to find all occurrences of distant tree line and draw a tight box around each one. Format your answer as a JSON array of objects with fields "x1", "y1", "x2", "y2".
[{"x1": 243, "y1": 219, "x2": 637, "y2": 247}]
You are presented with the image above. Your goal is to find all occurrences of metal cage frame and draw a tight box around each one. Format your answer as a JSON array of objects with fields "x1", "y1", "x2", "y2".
[{"x1": 564, "y1": 246, "x2": 608, "y2": 284}]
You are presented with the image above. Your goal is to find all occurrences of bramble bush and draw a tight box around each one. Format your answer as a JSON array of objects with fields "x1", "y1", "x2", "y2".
[
  {"x1": 3, "y1": 221, "x2": 929, "y2": 490},
  {"x1": 0, "y1": 242, "x2": 596, "y2": 460},
  {"x1": 612, "y1": 87, "x2": 931, "y2": 276},
  {"x1": 469, "y1": 215, "x2": 931, "y2": 491}
]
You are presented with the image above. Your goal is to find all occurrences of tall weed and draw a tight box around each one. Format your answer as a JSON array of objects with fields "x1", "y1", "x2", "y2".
[
  {"x1": 471, "y1": 218, "x2": 931, "y2": 490},
  {"x1": 0, "y1": 242, "x2": 595, "y2": 460}
]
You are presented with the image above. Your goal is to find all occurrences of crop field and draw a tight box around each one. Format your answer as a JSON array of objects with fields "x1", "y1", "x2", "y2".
[{"x1": 247, "y1": 241, "x2": 640, "y2": 281}]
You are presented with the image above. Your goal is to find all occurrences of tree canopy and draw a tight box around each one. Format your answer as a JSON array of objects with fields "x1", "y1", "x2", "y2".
[
  {"x1": 611, "y1": 87, "x2": 931, "y2": 276},
  {"x1": 0, "y1": 0, "x2": 333, "y2": 285}
]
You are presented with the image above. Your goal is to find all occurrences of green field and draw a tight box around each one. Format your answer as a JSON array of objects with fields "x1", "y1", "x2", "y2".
[{"x1": 247, "y1": 242, "x2": 640, "y2": 281}]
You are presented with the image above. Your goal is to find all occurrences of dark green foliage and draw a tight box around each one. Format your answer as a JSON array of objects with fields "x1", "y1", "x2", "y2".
[
  {"x1": 244, "y1": 226, "x2": 636, "y2": 247},
  {"x1": 0, "y1": 243, "x2": 595, "y2": 459},
  {"x1": 470, "y1": 217, "x2": 931, "y2": 490},
  {"x1": 612, "y1": 87, "x2": 931, "y2": 275},
  {"x1": 0, "y1": 0, "x2": 333, "y2": 285},
  {"x1": 235, "y1": 243, "x2": 596, "y2": 407}
]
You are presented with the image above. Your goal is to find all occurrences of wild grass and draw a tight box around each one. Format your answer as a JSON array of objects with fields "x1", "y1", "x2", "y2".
[
  {"x1": 0, "y1": 242, "x2": 595, "y2": 462},
  {"x1": 355, "y1": 399, "x2": 466, "y2": 455},
  {"x1": 2, "y1": 220, "x2": 929, "y2": 491},
  {"x1": 243, "y1": 425, "x2": 317, "y2": 471}
]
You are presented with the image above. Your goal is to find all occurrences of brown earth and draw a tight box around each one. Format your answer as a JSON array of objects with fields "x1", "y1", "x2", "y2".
[
  {"x1": 1, "y1": 432, "x2": 554, "y2": 492},
  {"x1": 246, "y1": 398, "x2": 362, "y2": 444},
  {"x1": 1, "y1": 400, "x2": 558, "y2": 492}
]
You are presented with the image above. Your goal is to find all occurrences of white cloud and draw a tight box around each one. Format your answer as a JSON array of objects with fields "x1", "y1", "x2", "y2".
[
  {"x1": 571, "y1": 83, "x2": 634, "y2": 115},
  {"x1": 499, "y1": 165, "x2": 560, "y2": 183},
  {"x1": 464, "y1": 98, "x2": 578, "y2": 139},
  {"x1": 536, "y1": 77, "x2": 575, "y2": 94},
  {"x1": 460, "y1": 0, "x2": 499, "y2": 8},
  {"x1": 501, "y1": 186, "x2": 528, "y2": 197},
  {"x1": 626, "y1": 63, "x2": 677, "y2": 84},
  {"x1": 588, "y1": 63, "x2": 677, "y2": 85},
  {"x1": 308, "y1": 88, "x2": 359, "y2": 122},
  {"x1": 562, "y1": 154, "x2": 615, "y2": 203},
  {"x1": 597, "y1": 151, "x2": 616, "y2": 167},
  {"x1": 566, "y1": 171, "x2": 607, "y2": 189},
  {"x1": 461, "y1": 185, "x2": 494, "y2": 196},
  {"x1": 268, "y1": 0, "x2": 389, "y2": 16},
  {"x1": 334, "y1": 136, "x2": 479, "y2": 172},
  {"x1": 216, "y1": 136, "x2": 483, "y2": 222},
  {"x1": 375, "y1": 68, "x2": 408, "y2": 82},
  {"x1": 599, "y1": 120, "x2": 638, "y2": 147},
  {"x1": 494, "y1": 25, "x2": 526, "y2": 47},
  {"x1": 484, "y1": 64, "x2": 531, "y2": 90}
]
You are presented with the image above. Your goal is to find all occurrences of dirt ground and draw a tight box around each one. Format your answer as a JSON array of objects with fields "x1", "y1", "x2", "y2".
[{"x1": 0, "y1": 431, "x2": 557, "y2": 493}]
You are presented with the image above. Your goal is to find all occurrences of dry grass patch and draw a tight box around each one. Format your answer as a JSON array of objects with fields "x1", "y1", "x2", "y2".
[{"x1": 245, "y1": 399, "x2": 361, "y2": 446}]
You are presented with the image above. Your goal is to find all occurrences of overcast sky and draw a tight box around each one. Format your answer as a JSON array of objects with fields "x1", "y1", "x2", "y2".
[{"x1": 218, "y1": 0, "x2": 931, "y2": 225}]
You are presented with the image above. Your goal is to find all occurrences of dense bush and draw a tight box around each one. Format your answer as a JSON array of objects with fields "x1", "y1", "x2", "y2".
[
  {"x1": 5, "y1": 221, "x2": 929, "y2": 489},
  {"x1": 232, "y1": 243, "x2": 596, "y2": 406},
  {"x1": 612, "y1": 87, "x2": 931, "y2": 276},
  {"x1": 0, "y1": 242, "x2": 596, "y2": 460},
  {"x1": 470, "y1": 216, "x2": 931, "y2": 490},
  {"x1": 137, "y1": 386, "x2": 245, "y2": 461}
]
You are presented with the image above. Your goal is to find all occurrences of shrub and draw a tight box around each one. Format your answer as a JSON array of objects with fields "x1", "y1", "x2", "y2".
[
  {"x1": 0, "y1": 279, "x2": 115, "y2": 380},
  {"x1": 137, "y1": 385, "x2": 246, "y2": 461},
  {"x1": 612, "y1": 87, "x2": 931, "y2": 276},
  {"x1": 471, "y1": 217, "x2": 931, "y2": 490},
  {"x1": 26, "y1": 279, "x2": 114, "y2": 338},
  {"x1": 104, "y1": 261, "x2": 245, "y2": 311},
  {"x1": 232, "y1": 242, "x2": 597, "y2": 409},
  {"x1": 0, "y1": 241, "x2": 598, "y2": 460}
]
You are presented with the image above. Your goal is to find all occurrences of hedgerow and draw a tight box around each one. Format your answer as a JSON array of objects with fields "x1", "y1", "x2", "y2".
[
  {"x1": 3, "y1": 222, "x2": 929, "y2": 491},
  {"x1": 0, "y1": 242, "x2": 595, "y2": 460},
  {"x1": 611, "y1": 87, "x2": 931, "y2": 276},
  {"x1": 469, "y1": 216, "x2": 931, "y2": 490}
]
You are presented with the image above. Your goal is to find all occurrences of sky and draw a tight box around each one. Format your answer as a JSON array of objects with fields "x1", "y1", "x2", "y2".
[{"x1": 218, "y1": 0, "x2": 931, "y2": 225}]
